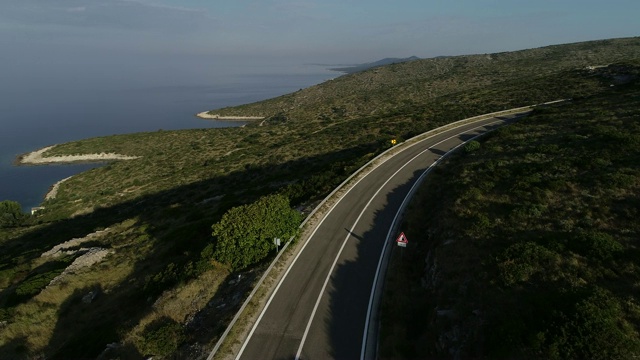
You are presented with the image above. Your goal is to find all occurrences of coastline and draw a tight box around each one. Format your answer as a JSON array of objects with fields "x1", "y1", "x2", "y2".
[
  {"x1": 45, "y1": 176, "x2": 73, "y2": 200},
  {"x1": 19, "y1": 146, "x2": 140, "y2": 165},
  {"x1": 195, "y1": 111, "x2": 264, "y2": 121}
]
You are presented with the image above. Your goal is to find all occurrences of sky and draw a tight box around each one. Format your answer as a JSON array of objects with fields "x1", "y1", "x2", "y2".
[{"x1": 1, "y1": 0, "x2": 639, "y2": 89}]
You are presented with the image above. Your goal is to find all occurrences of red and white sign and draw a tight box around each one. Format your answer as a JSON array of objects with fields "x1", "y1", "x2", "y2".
[{"x1": 396, "y1": 232, "x2": 408, "y2": 247}]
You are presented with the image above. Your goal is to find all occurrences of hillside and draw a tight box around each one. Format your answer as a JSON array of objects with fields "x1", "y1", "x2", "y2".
[
  {"x1": 381, "y1": 65, "x2": 640, "y2": 359},
  {"x1": 1, "y1": 37, "x2": 640, "y2": 359},
  {"x1": 207, "y1": 37, "x2": 640, "y2": 124}
]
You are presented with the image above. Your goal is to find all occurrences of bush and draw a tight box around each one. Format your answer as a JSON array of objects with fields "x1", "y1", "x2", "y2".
[
  {"x1": 544, "y1": 287, "x2": 640, "y2": 359},
  {"x1": 484, "y1": 287, "x2": 640, "y2": 359},
  {"x1": 496, "y1": 242, "x2": 560, "y2": 286},
  {"x1": 570, "y1": 231, "x2": 624, "y2": 262},
  {"x1": 135, "y1": 317, "x2": 185, "y2": 357},
  {"x1": 6, "y1": 259, "x2": 72, "y2": 306},
  {"x1": 211, "y1": 194, "x2": 302, "y2": 270},
  {"x1": 464, "y1": 140, "x2": 481, "y2": 153},
  {"x1": 0, "y1": 200, "x2": 27, "y2": 227}
]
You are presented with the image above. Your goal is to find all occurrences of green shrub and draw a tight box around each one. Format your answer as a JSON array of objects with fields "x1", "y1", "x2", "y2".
[
  {"x1": 211, "y1": 194, "x2": 302, "y2": 270},
  {"x1": 0, "y1": 200, "x2": 27, "y2": 227},
  {"x1": 464, "y1": 140, "x2": 481, "y2": 153},
  {"x1": 544, "y1": 287, "x2": 640, "y2": 360},
  {"x1": 7, "y1": 260, "x2": 70, "y2": 306},
  {"x1": 0, "y1": 307, "x2": 14, "y2": 322},
  {"x1": 496, "y1": 242, "x2": 560, "y2": 286},
  {"x1": 14, "y1": 271, "x2": 59, "y2": 297},
  {"x1": 144, "y1": 263, "x2": 179, "y2": 295},
  {"x1": 472, "y1": 213, "x2": 491, "y2": 233},
  {"x1": 136, "y1": 317, "x2": 185, "y2": 357},
  {"x1": 572, "y1": 231, "x2": 624, "y2": 262}
]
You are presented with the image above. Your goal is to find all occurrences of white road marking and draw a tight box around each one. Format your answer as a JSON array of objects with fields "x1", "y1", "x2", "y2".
[
  {"x1": 295, "y1": 134, "x2": 436, "y2": 360},
  {"x1": 235, "y1": 116, "x2": 500, "y2": 360},
  {"x1": 236, "y1": 118, "x2": 505, "y2": 360},
  {"x1": 296, "y1": 121, "x2": 503, "y2": 360}
]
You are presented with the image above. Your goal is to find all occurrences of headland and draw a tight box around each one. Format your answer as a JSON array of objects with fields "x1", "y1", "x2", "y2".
[
  {"x1": 195, "y1": 112, "x2": 264, "y2": 121},
  {"x1": 19, "y1": 146, "x2": 140, "y2": 165}
]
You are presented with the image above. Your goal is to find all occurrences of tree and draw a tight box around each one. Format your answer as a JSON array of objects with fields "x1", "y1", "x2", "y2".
[
  {"x1": 0, "y1": 200, "x2": 27, "y2": 227},
  {"x1": 212, "y1": 194, "x2": 302, "y2": 270}
]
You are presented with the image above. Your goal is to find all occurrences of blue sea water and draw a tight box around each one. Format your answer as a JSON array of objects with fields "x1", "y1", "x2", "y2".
[{"x1": 0, "y1": 66, "x2": 336, "y2": 211}]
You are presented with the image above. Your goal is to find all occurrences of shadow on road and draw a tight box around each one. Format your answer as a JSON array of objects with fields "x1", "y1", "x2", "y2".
[{"x1": 324, "y1": 168, "x2": 424, "y2": 359}]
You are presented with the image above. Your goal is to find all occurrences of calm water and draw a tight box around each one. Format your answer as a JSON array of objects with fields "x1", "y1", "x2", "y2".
[{"x1": 0, "y1": 67, "x2": 336, "y2": 211}]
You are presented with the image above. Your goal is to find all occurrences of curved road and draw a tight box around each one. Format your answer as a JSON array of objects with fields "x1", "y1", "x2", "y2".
[{"x1": 235, "y1": 112, "x2": 527, "y2": 360}]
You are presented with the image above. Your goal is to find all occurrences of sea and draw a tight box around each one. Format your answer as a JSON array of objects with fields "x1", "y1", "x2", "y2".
[{"x1": 0, "y1": 63, "x2": 337, "y2": 211}]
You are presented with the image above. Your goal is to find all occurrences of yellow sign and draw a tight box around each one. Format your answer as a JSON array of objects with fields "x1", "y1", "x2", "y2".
[{"x1": 391, "y1": 139, "x2": 397, "y2": 145}]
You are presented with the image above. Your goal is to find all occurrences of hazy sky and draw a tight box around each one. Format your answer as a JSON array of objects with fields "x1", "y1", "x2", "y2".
[{"x1": 1, "y1": 0, "x2": 639, "y2": 88}]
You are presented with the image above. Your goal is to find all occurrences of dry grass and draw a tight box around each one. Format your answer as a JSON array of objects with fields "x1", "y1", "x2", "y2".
[{"x1": 125, "y1": 267, "x2": 229, "y2": 353}]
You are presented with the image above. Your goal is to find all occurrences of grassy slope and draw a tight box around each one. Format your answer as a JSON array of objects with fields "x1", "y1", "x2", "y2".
[
  {"x1": 39, "y1": 38, "x2": 640, "y2": 219},
  {"x1": 381, "y1": 65, "x2": 640, "y2": 359},
  {"x1": 1, "y1": 37, "x2": 639, "y2": 358}
]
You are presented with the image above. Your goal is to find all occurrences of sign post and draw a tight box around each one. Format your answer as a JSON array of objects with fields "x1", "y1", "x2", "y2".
[
  {"x1": 274, "y1": 237, "x2": 281, "y2": 253},
  {"x1": 396, "y1": 232, "x2": 409, "y2": 260},
  {"x1": 395, "y1": 232, "x2": 408, "y2": 247}
]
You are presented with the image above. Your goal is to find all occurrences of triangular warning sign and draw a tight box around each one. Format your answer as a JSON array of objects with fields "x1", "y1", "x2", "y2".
[{"x1": 396, "y1": 232, "x2": 408, "y2": 244}]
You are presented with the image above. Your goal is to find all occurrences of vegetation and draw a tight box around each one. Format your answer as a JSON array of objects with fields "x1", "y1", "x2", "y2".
[
  {"x1": 1, "y1": 37, "x2": 639, "y2": 358},
  {"x1": 134, "y1": 317, "x2": 186, "y2": 357},
  {"x1": 0, "y1": 201, "x2": 29, "y2": 228},
  {"x1": 380, "y1": 71, "x2": 640, "y2": 359},
  {"x1": 212, "y1": 194, "x2": 302, "y2": 270}
]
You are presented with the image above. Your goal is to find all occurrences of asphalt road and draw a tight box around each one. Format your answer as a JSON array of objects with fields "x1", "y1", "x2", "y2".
[{"x1": 236, "y1": 114, "x2": 524, "y2": 360}]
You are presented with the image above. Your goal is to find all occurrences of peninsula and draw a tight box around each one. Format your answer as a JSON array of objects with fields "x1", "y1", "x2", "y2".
[
  {"x1": 19, "y1": 146, "x2": 140, "y2": 165},
  {"x1": 195, "y1": 112, "x2": 264, "y2": 121}
]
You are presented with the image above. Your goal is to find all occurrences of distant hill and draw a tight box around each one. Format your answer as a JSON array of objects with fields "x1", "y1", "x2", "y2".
[{"x1": 330, "y1": 56, "x2": 421, "y2": 73}]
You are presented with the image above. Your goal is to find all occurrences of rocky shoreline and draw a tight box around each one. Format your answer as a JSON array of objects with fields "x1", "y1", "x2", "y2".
[
  {"x1": 45, "y1": 176, "x2": 73, "y2": 200},
  {"x1": 19, "y1": 146, "x2": 140, "y2": 165},
  {"x1": 16, "y1": 146, "x2": 140, "y2": 210}
]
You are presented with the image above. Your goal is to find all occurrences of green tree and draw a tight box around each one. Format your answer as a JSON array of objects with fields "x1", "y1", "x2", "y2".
[
  {"x1": 212, "y1": 194, "x2": 302, "y2": 270},
  {"x1": 0, "y1": 200, "x2": 27, "y2": 227}
]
